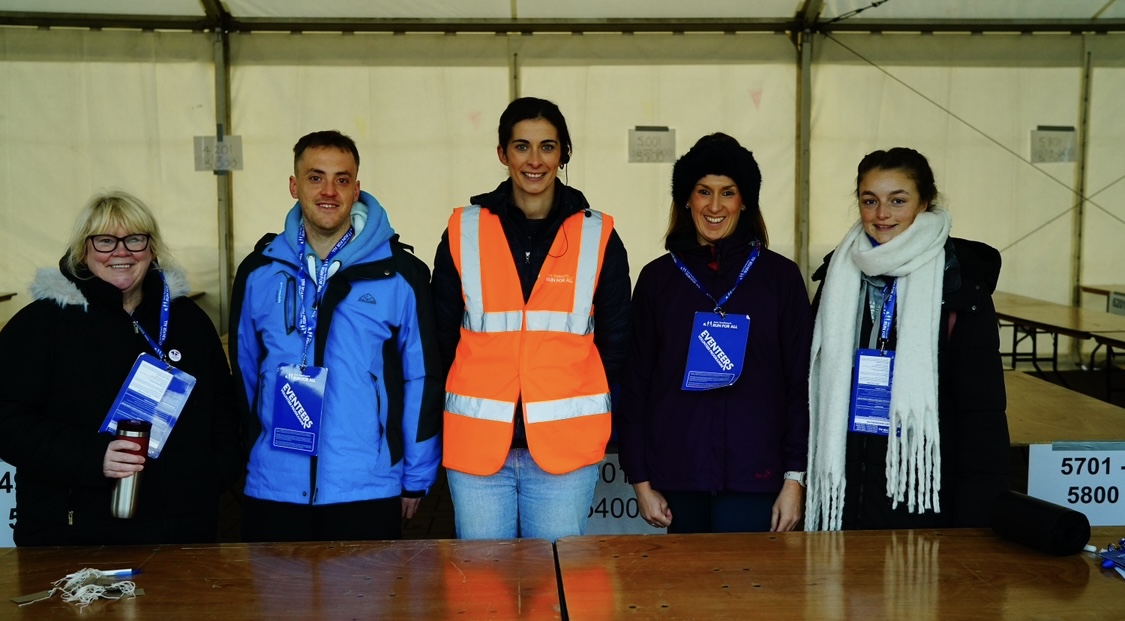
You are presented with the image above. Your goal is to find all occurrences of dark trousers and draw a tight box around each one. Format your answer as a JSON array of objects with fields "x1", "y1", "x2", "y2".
[
  {"x1": 241, "y1": 496, "x2": 402, "y2": 542},
  {"x1": 662, "y1": 490, "x2": 776, "y2": 534}
]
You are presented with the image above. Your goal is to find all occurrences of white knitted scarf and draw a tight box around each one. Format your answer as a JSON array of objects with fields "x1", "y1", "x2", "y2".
[{"x1": 806, "y1": 208, "x2": 952, "y2": 531}]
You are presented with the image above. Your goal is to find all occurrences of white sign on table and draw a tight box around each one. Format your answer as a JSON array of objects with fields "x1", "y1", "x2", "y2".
[
  {"x1": 585, "y1": 453, "x2": 665, "y2": 535},
  {"x1": 1027, "y1": 442, "x2": 1125, "y2": 526},
  {"x1": 1109, "y1": 291, "x2": 1125, "y2": 316},
  {"x1": 0, "y1": 459, "x2": 14, "y2": 547}
]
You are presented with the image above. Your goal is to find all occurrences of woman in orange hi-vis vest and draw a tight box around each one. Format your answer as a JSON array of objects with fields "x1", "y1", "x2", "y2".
[{"x1": 431, "y1": 97, "x2": 631, "y2": 542}]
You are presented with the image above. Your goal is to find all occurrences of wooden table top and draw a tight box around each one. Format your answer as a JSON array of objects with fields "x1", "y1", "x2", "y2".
[
  {"x1": 1081, "y1": 284, "x2": 1125, "y2": 297},
  {"x1": 1, "y1": 538, "x2": 561, "y2": 620},
  {"x1": 1005, "y1": 371, "x2": 1125, "y2": 446},
  {"x1": 556, "y1": 528, "x2": 1121, "y2": 621},
  {"x1": 993, "y1": 291, "x2": 1062, "y2": 308},
  {"x1": 1092, "y1": 331, "x2": 1125, "y2": 349},
  {"x1": 994, "y1": 291, "x2": 1125, "y2": 337}
]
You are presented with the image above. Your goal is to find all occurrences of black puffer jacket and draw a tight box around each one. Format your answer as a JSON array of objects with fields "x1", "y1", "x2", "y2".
[
  {"x1": 0, "y1": 262, "x2": 241, "y2": 546},
  {"x1": 811, "y1": 237, "x2": 1011, "y2": 529}
]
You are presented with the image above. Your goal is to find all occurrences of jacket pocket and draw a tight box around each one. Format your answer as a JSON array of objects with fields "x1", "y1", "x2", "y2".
[{"x1": 370, "y1": 372, "x2": 385, "y2": 460}]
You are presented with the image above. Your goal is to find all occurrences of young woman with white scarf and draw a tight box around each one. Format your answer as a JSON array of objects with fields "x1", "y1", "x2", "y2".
[{"x1": 806, "y1": 148, "x2": 1010, "y2": 531}]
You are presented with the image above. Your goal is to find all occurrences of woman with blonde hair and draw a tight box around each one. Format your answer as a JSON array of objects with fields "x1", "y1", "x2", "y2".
[{"x1": 0, "y1": 191, "x2": 241, "y2": 545}]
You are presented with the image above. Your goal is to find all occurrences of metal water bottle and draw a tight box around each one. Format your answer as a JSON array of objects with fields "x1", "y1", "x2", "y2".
[{"x1": 110, "y1": 419, "x2": 151, "y2": 519}]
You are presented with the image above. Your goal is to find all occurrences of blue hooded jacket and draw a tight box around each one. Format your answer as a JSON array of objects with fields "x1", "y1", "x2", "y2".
[{"x1": 230, "y1": 191, "x2": 442, "y2": 505}]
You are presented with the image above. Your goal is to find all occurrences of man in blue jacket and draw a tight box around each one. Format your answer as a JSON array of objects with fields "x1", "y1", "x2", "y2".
[{"x1": 229, "y1": 130, "x2": 442, "y2": 541}]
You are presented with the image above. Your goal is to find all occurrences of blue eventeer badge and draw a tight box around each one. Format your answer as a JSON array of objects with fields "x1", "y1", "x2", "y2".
[
  {"x1": 98, "y1": 352, "x2": 196, "y2": 459},
  {"x1": 681, "y1": 312, "x2": 750, "y2": 391},
  {"x1": 271, "y1": 364, "x2": 327, "y2": 455},
  {"x1": 849, "y1": 349, "x2": 895, "y2": 436}
]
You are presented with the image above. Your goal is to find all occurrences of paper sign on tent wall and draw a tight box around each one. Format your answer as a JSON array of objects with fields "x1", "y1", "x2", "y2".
[
  {"x1": 1030, "y1": 126, "x2": 1076, "y2": 164},
  {"x1": 194, "y1": 136, "x2": 243, "y2": 171},
  {"x1": 628, "y1": 127, "x2": 676, "y2": 163}
]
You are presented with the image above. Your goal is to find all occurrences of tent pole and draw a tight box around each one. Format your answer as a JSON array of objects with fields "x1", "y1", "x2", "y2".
[
  {"x1": 1069, "y1": 43, "x2": 1093, "y2": 364},
  {"x1": 794, "y1": 29, "x2": 814, "y2": 289},
  {"x1": 213, "y1": 28, "x2": 234, "y2": 333},
  {"x1": 509, "y1": 50, "x2": 520, "y2": 101},
  {"x1": 794, "y1": 0, "x2": 823, "y2": 289}
]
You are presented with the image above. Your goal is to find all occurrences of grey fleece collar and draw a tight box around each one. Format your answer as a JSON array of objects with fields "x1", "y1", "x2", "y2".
[{"x1": 30, "y1": 265, "x2": 192, "y2": 310}]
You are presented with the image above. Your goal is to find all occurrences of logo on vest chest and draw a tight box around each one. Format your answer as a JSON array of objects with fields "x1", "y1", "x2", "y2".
[{"x1": 543, "y1": 273, "x2": 575, "y2": 284}]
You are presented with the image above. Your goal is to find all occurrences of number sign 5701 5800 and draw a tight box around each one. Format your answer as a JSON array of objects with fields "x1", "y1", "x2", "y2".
[{"x1": 1027, "y1": 443, "x2": 1125, "y2": 526}]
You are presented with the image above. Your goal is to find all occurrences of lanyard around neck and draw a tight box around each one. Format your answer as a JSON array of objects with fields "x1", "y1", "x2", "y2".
[
  {"x1": 876, "y1": 279, "x2": 898, "y2": 351},
  {"x1": 671, "y1": 243, "x2": 760, "y2": 318},
  {"x1": 296, "y1": 224, "x2": 354, "y2": 366},
  {"x1": 132, "y1": 271, "x2": 171, "y2": 362}
]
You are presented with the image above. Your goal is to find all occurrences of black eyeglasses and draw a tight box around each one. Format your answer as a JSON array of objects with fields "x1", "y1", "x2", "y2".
[{"x1": 88, "y1": 234, "x2": 150, "y2": 253}]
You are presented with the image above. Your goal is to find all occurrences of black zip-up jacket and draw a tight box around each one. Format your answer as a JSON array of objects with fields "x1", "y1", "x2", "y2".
[
  {"x1": 812, "y1": 237, "x2": 1011, "y2": 529},
  {"x1": 432, "y1": 179, "x2": 631, "y2": 446}
]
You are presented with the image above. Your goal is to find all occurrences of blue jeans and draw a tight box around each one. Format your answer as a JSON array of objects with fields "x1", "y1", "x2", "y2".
[{"x1": 447, "y1": 449, "x2": 598, "y2": 542}]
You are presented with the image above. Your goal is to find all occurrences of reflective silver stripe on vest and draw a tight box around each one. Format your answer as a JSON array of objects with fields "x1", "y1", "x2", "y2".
[
  {"x1": 525, "y1": 393, "x2": 611, "y2": 424},
  {"x1": 523, "y1": 210, "x2": 604, "y2": 335},
  {"x1": 445, "y1": 392, "x2": 516, "y2": 423},
  {"x1": 571, "y1": 210, "x2": 604, "y2": 318},
  {"x1": 463, "y1": 310, "x2": 524, "y2": 332},
  {"x1": 524, "y1": 311, "x2": 594, "y2": 335},
  {"x1": 459, "y1": 206, "x2": 524, "y2": 333},
  {"x1": 459, "y1": 207, "x2": 604, "y2": 335}
]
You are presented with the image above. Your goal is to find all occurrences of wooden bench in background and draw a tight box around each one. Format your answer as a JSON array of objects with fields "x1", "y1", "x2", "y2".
[
  {"x1": 1005, "y1": 370, "x2": 1125, "y2": 446},
  {"x1": 993, "y1": 291, "x2": 1125, "y2": 386},
  {"x1": 1081, "y1": 284, "x2": 1125, "y2": 314}
]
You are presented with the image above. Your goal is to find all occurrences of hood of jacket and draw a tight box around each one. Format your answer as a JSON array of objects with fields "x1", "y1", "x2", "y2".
[
  {"x1": 31, "y1": 261, "x2": 192, "y2": 310},
  {"x1": 268, "y1": 190, "x2": 395, "y2": 271}
]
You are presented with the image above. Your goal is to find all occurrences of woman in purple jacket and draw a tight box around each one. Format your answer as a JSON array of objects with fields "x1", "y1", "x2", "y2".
[{"x1": 616, "y1": 134, "x2": 812, "y2": 533}]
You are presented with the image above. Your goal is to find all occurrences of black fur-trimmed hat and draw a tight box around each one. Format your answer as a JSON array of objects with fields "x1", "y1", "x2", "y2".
[{"x1": 671, "y1": 134, "x2": 762, "y2": 209}]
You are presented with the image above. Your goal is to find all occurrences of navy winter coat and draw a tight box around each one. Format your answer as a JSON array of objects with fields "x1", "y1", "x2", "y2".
[{"x1": 617, "y1": 232, "x2": 811, "y2": 493}]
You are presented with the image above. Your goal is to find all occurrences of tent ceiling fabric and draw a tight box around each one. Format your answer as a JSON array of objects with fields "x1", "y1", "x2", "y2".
[
  {"x1": 0, "y1": 0, "x2": 204, "y2": 16},
  {"x1": 1, "y1": 0, "x2": 1124, "y2": 31}
]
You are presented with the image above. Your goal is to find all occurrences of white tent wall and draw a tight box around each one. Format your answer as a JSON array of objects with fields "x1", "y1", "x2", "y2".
[
  {"x1": 228, "y1": 32, "x2": 795, "y2": 298},
  {"x1": 810, "y1": 33, "x2": 1087, "y2": 303},
  {"x1": 0, "y1": 28, "x2": 217, "y2": 326},
  {"x1": 809, "y1": 31, "x2": 1125, "y2": 359},
  {"x1": 1, "y1": 24, "x2": 1123, "y2": 338},
  {"x1": 512, "y1": 32, "x2": 797, "y2": 274},
  {"x1": 1083, "y1": 35, "x2": 1125, "y2": 296},
  {"x1": 229, "y1": 33, "x2": 513, "y2": 277}
]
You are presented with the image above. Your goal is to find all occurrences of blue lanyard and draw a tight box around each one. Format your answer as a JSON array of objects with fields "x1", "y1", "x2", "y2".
[
  {"x1": 671, "y1": 243, "x2": 761, "y2": 318},
  {"x1": 877, "y1": 279, "x2": 898, "y2": 351},
  {"x1": 296, "y1": 225, "x2": 354, "y2": 366},
  {"x1": 132, "y1": 271, "x2": 171, "y2": 362}
]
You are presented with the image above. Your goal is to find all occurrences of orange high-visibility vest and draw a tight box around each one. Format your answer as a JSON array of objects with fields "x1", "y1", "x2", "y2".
[{"x1": 443, "y1": 205, "x2": 614, "y2": 476}]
